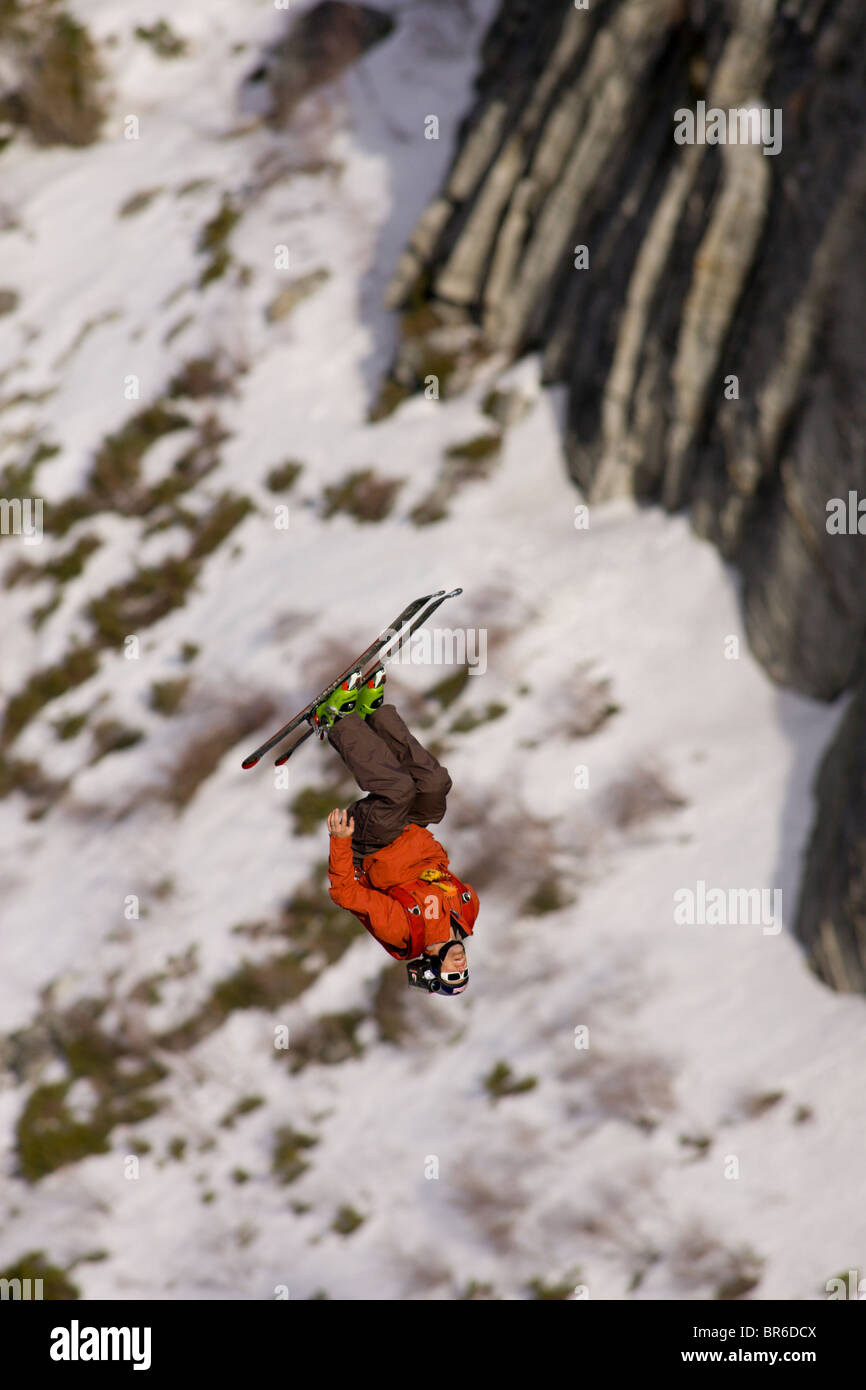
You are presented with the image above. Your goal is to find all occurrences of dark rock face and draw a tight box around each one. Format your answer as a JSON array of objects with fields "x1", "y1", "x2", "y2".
[
  {"x1": 795, "y1": 681, "x2": 866, "y2": 992},
  {"x1": 246, "y1": 1, "x2": 396, "y2": 123},
  {"x1": 382, "y1": 0, "x2": 866, "y2": 989}
]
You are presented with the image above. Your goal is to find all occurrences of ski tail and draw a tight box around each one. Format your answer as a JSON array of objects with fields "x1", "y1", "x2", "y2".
[
  {"x1": 241, "y1": 591, "x2": 446, "y2": 769},
  {"x1": 272, "y1": 587, "x2": 463, "y2": 767}
]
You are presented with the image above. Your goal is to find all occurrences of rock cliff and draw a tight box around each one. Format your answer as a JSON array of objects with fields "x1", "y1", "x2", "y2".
[{"x1": 383, "y1": 0, "x2": 866, "y2": 988}]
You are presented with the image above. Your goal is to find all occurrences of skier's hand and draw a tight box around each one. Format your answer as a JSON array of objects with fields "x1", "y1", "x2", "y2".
[{"x1": 328, "y1": 808, "x2": 355, "y2": 839}]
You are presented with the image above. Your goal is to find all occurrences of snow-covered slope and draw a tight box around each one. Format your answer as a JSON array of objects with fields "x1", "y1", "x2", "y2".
[{"x1": 0, "y1": 0, "x2": 863, "y2": 1301}]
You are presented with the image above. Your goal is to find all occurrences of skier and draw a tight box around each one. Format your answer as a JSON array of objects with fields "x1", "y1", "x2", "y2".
[{"x1": 315, "y1": 667, "x2": 478, "y2": 995}]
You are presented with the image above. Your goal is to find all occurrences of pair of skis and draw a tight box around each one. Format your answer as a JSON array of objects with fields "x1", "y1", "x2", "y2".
[{"x1": 241, "y1": 588, "x2": 463, "y2": 770}]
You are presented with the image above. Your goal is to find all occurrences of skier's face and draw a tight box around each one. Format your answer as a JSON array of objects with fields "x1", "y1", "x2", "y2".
[{"x1": 439, "y1": 941, "x2": 466, "y2": 972}]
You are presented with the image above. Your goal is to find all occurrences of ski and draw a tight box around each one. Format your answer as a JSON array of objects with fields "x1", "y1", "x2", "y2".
[
  {"x1": 272, "y1": 586, "x2": 464, "y2": 766},
  {"x1": 241, "y1": 591, "x2": 446, "y2": 769}
]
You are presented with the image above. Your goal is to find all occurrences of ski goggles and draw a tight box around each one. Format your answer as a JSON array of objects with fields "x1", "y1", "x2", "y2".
[{"x1": 438, "y1": 961, "x2": 469, "y2": 987}]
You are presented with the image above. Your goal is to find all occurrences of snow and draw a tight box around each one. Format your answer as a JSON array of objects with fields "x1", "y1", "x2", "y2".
[{"x1": 0, "y1": 0, "x2": 863, "y2": 1301}]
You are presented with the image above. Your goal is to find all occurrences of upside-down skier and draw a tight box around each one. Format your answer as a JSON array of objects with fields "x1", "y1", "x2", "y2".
[{"x1": 314, "y1": 666, "x2": 478, "y2": 996}]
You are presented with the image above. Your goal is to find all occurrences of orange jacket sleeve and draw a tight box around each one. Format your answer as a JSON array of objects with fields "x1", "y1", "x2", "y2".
[{"x1": 327, "y1": 837, "x2": 411, "y2": 955}]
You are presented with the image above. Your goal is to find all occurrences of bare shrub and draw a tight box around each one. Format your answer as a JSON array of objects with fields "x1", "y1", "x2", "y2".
[
  {"x1": 0, "y1": 752, "x2": 66, "y2": 809},
  {"x1": 541, "y1": 1169, "x2": 661, "y2": 1286},
  {"x1": 483, "y1": 1060, "x2": 537, "y2": 1101},
  {"x1": 561, "y1": 662, "x2": 620, "y2": 738},
  {"x1": 167, "y1": 352, "x2": 242, "y2": 401},
  {"x1": 266, "y1": 269, "x2": 331, "y2": 324},
  {"x1": 450, "y1": 1159, "x2": 529, "y2": 1254},
  {"x1": 737, "y1": 1088, "x2": 786, "y2": 1119},
  {"x1": 86, "y1": 558, "x2": 198, "y2": 645},
  {"x1": 134, "y1": 20, "x2": 187, "y2": 59},
  {"x1": 424, "y1": 666, "x2": 469, "y2": 709},
  {"x1": 519, "y1": 873, "x2": 575, "y2": 916},
  {"x1": 390, "y1": 1245, "x2": 452, "y2": 1297},
  {"x1": 604, "y1": 762, "x2": 687, "y2": 830},
  {"x1": 250, "y1": 2, "x2": 397, "y2": 127},
  {"x1": 460, "y1": 1279, "x2": 499, "y2": 1300},
  {"x1": 409, "y1": 435, "x2": 501, "y2": 521},
  {"x1": 669, "y1": 1221, "x2": 763, "y2": 1299},
  {"x1": 91, "y1": 401, "x2": 191, "y2": 510},
  {"x1": 16, "y1": 11, "x2": 107, "y2": 147},
  {"x1": 528, "y1": 1271, "x2": 582, "y2": 1300},
  {"x1": 149, "y1": 678, "x2": 191, "y2": 717},
  {"x1": 3, "y1": 643, "x2": 100, "y2": 744},
  {"x1": 588, "y1": 1052, "x2": 676, "y2": 1130},
  {"x1": 272, "y1": 1126, "x2": 318, "y2": 1185},
  {"x1": 558, "y1": 1046, "x2": 677, "y2": 1132},
  {"x1": 90, "y1": 719, "x2": 145, "y2": 763},
  {"x1": 321, "y1": 468, "x2": 403, "y2": 523},
  {"x1": 265, "y1": 461, "x2": 304, "y2": 494},
  {"x1": 287, "y1": 1009, "x2": 366, "y2": 1073}
]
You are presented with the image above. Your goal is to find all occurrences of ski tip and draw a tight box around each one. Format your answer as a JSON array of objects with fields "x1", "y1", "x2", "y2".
[
  {"x1": 449, "y1": 587, "x2": 463, "y2": 596},
  {"x1": 241, "y1": 755, "x2": 260, "y2": 770}
]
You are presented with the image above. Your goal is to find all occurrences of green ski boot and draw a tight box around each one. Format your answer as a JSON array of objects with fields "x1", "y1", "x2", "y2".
[
  {"x1": 312, "y1": 670, "x2": 362, "y2": 738},
  {"x1": 355, "y1": 665, "x2": 386, "y2": 718}
]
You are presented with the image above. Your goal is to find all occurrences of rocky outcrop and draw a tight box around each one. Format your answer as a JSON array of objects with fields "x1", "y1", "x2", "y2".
[
  {"x1": 795, "y1": 681, "x2": 866, "y2": 992},
  {"x1": 245, "y1": 2, "x2": 396, "y2": 125},
  {"x1": 382, "y1": 0, "x2": 866, "y2": 989}
]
